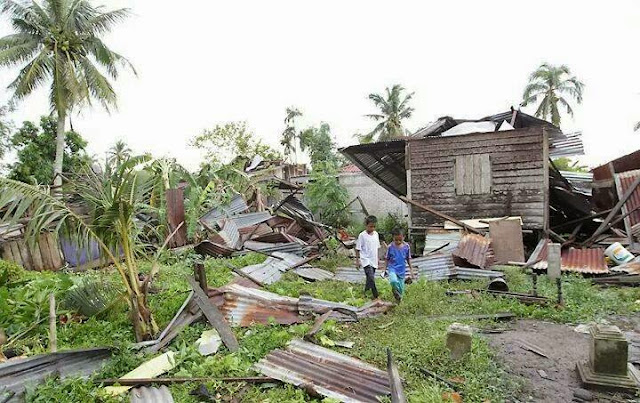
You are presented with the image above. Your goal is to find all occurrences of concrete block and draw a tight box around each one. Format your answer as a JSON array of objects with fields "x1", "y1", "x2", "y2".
[
  {"x1": 589, "y1": 325, "x2": 628, "y2": 376},
  {"x1": 446, "y1": 323, "x2": 472, "y2": 360}
]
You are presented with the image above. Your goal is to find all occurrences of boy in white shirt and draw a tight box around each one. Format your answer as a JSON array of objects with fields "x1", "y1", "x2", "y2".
[{"x1": 355, "y1": 215, "x2": 381, "y2": 299}]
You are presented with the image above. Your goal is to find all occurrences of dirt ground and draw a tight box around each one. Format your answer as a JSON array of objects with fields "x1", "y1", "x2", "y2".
[{"x1": 486, "y1": 320, "x2": 638, "y2": 403}]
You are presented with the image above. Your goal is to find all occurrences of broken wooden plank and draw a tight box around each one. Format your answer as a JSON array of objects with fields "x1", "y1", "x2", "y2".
[
  {"x1": 519, "y1": 341, "x2": 548, "y2": 358},
  {"x1": 399, "y1": 196, "x2": 482, "y2": 234},
  {"x1": 387, "y1": 349, "x2": 407, "y2": 403},
  {"x1": 583, "y1": 174, "x2": 640, "y2": 246},
  {"x1": 304, "y1": 309, "x2": 333, "y2": 341},
  {"x1": 186, "y1": 276, "x2": 239, "y2": 352}
]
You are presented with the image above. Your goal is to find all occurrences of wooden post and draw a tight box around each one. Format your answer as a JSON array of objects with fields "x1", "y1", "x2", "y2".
[
  {"x1": 49, "y1": 293, "x2": 57, "y2": 352},
  {"x1": 194, "y1": 262, "x2": 207, "y2": 292}
]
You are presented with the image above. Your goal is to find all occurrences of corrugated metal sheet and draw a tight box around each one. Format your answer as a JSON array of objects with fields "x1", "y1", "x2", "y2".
[
  {"x1": 217, "y1": 211, "x2": 273, "y2": 229},
  {"x1": 218, "y1": 218, "x2": 241, "y2": 249},
  {"x1": 194, "y1": 240, "x2": 235, "y2": 257},
  {"x1": 253, "y1": 232, "x2": 306, "y2": 244},
  {"x1": 454, "y1": 267, "x2": 504, "y2": 280},
  {"x1": 130, "y1": 386, "x2": 174, "y2": 403},
  {"x1": 453, "y1": 234, "x2": 495, "y2": 269},
  {"x1": 561, "y1": 248, "x2": 609, "y2": 274},
  {"x1": 293, "y1": 267, "x2": 335, "y2": 282},
  {"x1": 617, "y1": 169, "x2": 640, "y2": 227},
  {"x1": 611, "y1": 261, "x2": 640, "y2": 275},
  {"x1": 254, "y1": 339, "x2": 391, "y2": 403},
  {"x1": 199, "y1": 194, "x2": 248, "y2": 227},
  {"x1": 423, "y1": 228, "x2": 461, "y2": 255},
  {"x1": 528, "y1": 240, "x2": 609, "y2": 274},
  {"x1": 549, "y1": 131, "x2": 584, "y2": 157},
  {"x1": 240, "y1": 252, "x2": 308, "y2": 285},
  {"x1": 412, "y1": 254, "x2": 455, "y2": 281},
  {"x1": 278, "y1": 195, "x2": 315, "y2": 223},
  {"x1": 219, "y1": 283, "x2": 303, "y2": 327},
  {"x1": 0, "y1": 348, "x2": 111, "y2": 399},
  {"x1": 559, "y1": 170, "x2": 593, "y2": 195},
  {"x1": 241, "y1": 241, "x2": 304, "y2": 256},
  {"x1": 334, "y1": 267, "x2": 366, "y2": 283},
  {"x1": 239, "y1": 223, "x2": 273, "y2": 239}
]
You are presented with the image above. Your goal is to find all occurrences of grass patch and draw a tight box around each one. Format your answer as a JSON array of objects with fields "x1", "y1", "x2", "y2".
[{"x1": 4, "y1": 255, "x2": 640, "y2": 402}]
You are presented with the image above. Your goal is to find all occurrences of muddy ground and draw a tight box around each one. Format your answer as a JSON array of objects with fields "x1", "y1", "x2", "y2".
[{"x1": 486, "y1": 320, "x2": 638, "y2": 403}]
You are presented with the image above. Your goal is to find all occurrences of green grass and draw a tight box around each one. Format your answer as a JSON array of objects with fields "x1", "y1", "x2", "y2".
[{"x1": 4, "y1": 255, "x2": 640, "y2": 402}]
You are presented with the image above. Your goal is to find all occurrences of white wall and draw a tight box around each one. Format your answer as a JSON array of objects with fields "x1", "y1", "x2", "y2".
[{"x1": 338, "y1": 172, "x2": 408, "y2": 220}]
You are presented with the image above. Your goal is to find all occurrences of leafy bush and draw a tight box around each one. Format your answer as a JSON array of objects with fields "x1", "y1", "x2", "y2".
[
  {"x1": 378, "y1": 213, "x2": 408, "y2": 243},
  {"x1": 0, "y1": 259, "x2": 27, "y2": 284},
  {"x1": 306, "y1": 162, "x2": 350, "y2": 228}
]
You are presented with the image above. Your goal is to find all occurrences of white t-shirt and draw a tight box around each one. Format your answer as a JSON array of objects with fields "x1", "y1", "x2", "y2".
[{"x1": 356, "y1": 230, "x2": 381, "y2": 269}]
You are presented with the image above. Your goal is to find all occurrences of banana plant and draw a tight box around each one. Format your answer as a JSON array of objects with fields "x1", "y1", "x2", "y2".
[{"x1": 0, "y1": 155, "x2": 160, "y2": 342}]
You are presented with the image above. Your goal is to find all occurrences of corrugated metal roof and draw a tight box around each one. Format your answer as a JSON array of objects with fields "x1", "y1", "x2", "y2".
[
  {"x1": 200, "y1": 194, "x2": 249, "y2": 227},
  {"x1": 293, "y1": 267, "x2": 335, "y2": 282},
  {"x1": 253, "y1": 232, "x2": 306, "y2": 244},
  {"x1": 130, "y1": 386, "x2": 174, "y2": 403},
  {"x1": 239, "y1": 223, "x2": 273, "y2": 239},
  {"x1": 454, "y1": 267, "x2": 505, "y2": 280},
  {"x1": 549, "y1": 132, "x2": 584, "y2": 157},
  {"x1": 278, "y1": 195, "x2": 315, "y2": 223},
  {"x1": 240, "y1": 252, "x2": 309, "y2": 285},
  {"x1": 241, "y1": 241, "x2": 305, "y2": 256},
  {"x1": 254, "y1": 339, "x2": 391, "y2": 403},
  {"x1": 334, "y1": 267, "x2": 366, "y2": 284},
  {"x1": 453, "y1": 233, "x2": 495, "y2": 269},
  {"x1": 0, "y1": 348, "x2": 111, "y2": 399},
  {"x1": 618, "y1": 169, "x2": 640, "y2": 227},
  {"x1": 423, "y1": 228, "x2": 461, "y2": 255},
  {"x1": 220, "y1": 283, "x2": 303, "y2": 327},
  {"x1": 527, "y1": 240, "x2": 609, "y2": 274},
  {"x1": 217, "y1": 211, "x2": 273, "y2": 230}
]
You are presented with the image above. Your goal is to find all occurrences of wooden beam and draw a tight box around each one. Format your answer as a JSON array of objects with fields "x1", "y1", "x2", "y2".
[
  {"x1": 583, "y1": 174, "x2": 640, "y2": 246},
  {"x1": 186, "y1": 276, "x2": 239, "y2": 352},
  {"x1": 614, "y1": 173, "x2": 636, "y2": 247},
  {"x1": 387, "y1": 348, "x2": 407, "y2": 403},
  {"x1": 399, "y1": 196, "x2": 482, "y2": 234}
]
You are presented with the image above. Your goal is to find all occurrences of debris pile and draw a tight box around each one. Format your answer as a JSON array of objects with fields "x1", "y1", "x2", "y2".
[{"x1": 196, "y1": 194, "x2": 327, "y2": 260}]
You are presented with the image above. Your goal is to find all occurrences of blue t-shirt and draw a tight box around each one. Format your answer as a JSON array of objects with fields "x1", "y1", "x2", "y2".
[{"x1": 386, "y1": 242, "x2": 410, "y2": 277}]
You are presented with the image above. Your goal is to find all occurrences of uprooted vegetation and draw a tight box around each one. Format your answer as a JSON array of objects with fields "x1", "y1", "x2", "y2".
[{"x1": 3, "y1": 251, "x2": 640, "y2": 402}]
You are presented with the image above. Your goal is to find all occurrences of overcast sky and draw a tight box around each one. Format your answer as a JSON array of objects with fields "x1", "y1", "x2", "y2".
[{"x1": 1, "y1": 0, "x2": 639, "y2": 171}]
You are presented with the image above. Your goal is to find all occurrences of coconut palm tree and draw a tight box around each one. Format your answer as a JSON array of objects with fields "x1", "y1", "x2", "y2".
[
  {"x1": 521, "y1": 63, "x2": 584, "y2": 127},
  {"x1": 107, "y1": 140, "x2": 132, "y2": 168},
  {"x1": 0, "y1": 155, "x2": 162, "y2": 342},
  {"x1": 366, "y1": 84, "x2": 414, "y2": 142},
  {"x1": 0, "y1": 0, "x2": 135, "y2": 190},
  {"x1": 280, "y1": 107, "x2": 302, "y2": 162}
]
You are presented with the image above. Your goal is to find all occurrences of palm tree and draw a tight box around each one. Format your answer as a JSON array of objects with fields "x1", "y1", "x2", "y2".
[
  {"x1": 280, "y1": 107, "x2": 302, "y2": 162},
  {"x1": 107, "y1": 140, "x2": 132, "y2": 168},
  {"x1": 366, "y1": 84, "x2": 414, "y2": 142},
  {"x1": 0, "y1": 0, "x2": 135, "y2": 190},
  {"x1": 0, "y1": 156, "x2": 162, "y2": 342},
  {"x1": 521, "y1": 63, "x2": 584, "y2": 127}
]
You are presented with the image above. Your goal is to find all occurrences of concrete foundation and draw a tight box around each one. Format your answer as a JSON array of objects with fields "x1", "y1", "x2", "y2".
[{"x1": 446, "y1": 323, "x2": 472, "y2": 360}]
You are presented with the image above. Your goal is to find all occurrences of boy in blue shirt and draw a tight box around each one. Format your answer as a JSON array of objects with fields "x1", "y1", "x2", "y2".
[{"x1": 385, "y1": 226, "x2": 414, "y2": 303}]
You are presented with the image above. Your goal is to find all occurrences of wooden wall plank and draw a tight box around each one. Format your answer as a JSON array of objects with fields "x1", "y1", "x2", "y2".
[
  {"x1": 17, "y1": 240, "x2": 33, "y2": 271},
  {"x1": 9, "y1": 241, "x2": 23, "y2": 268},
  {"x1": 30, "y1": 237, "x2": 44, "y2": 271},
  {"x1": 39, "y1": 234, "x2": 53, "y2": 271}
]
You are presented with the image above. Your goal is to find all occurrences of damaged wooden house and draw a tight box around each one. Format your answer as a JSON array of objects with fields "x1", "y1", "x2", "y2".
[{"x1": 341, "y1": 109, "x2": 588, "y2": 244}]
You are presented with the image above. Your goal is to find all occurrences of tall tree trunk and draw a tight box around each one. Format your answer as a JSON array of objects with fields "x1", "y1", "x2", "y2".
[{"x1": 53, "y1": 109, "x2": 66, "y2": 190}]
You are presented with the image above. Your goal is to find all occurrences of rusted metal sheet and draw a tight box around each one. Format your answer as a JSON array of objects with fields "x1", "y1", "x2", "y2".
[
  {"x1": 453, "y1": 233, "x2": 495, "y2": 269},
  {"x1": 253, "y1": 232, "x2": 306, "y2": 245},
  {"x1": 241, "y1": 241, "x2": 304, "y2": 256},
  {"x1": 293, "y1": 267, "x2": 334, "y2": 282},
  {"x1": 527, "y1": 239, "x2": 609, "y2": 274},
  {"x1": 130, "y1": 386, "x2": 174, "y2": 403},
  {"x1": 200, "y1": 194, "x2": 248, "y2": 228},
  {"x1": 254, "y1": 339, "x2": 391, "y2": 403},
  {"x1": 611, "y1": 260, "x2": 640, "y2": 275},
  {"x1": 194, "y1": 240, "x2": 235, "y2": 257},
  {"x1": 166, "y1": 188, "x2": 187, "y2": 248},
  {"x1": 239, "y1": 223, "x2": 273, "y2": 240},
  {"x1": 334, "y1": 267, "x2": 366, "y2": 284},
  {"x1": 218, "y1": 283, "x2": 305, "y2": 327},
  {"x1": 217, "y1": 211, "x2": 273, "y2": 230},
  {"x1": 617, "y1": 169, "x2": 640, "y2": 228},
  {"x1": 561, "y1": 248, "x2": 609, "y2": 274},
  {"x1": 0, "y1": 348, "x2": 111, "y2": 400},
  {"x1": 240, "y1": 252, "x2": 308, "y2": 285}
]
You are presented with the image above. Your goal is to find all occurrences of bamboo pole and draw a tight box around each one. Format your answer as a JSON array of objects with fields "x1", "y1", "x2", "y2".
[{"x1": 49, "y1": 293, "x2": 56, "y2": 352}]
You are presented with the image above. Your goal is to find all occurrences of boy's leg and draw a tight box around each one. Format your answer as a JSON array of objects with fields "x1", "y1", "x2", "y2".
[
  {"x1": 388, "y1": 271, "x2": 401, "y2": 302},
  {"x1": 364, "y1": 265, "x2": 379, "y2": 299}
]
